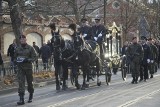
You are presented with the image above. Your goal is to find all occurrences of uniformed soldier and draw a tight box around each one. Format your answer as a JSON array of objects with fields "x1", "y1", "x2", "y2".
[
  {"x1": 153, "y1": 39, "x2": 159, "y2": 73},
  {"x1": 78, "y1": 18, "x2": 91, "y2": 40},
  {"x1": 148, "y1": 38, "x2": 158, "y2": 78},
  {"x1": 14, "y1": 35, "x2": 37, "y2": 105},
  {"x1": 139, "y1": 37, "x2": 151, "y2": 82},
  {"x1": 91, "y1": 15, "x2": 107, "y2": 60},
  {"x1": 126, "y1": 36, "x2": 143, "y2": 84}
]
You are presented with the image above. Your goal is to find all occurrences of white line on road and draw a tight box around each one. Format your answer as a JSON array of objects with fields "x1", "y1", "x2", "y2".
[
  {"x1": 117, "y1": 89, "x2": 160, "y2": 107},
  {"x1": 47, "y1": 90, "x2": 105, "y2": 107},
  {"x1": 47, "y1": 77, "x2": 160, "y2": 107}
]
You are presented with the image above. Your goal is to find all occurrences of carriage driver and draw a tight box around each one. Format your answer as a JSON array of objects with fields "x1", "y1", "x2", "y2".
[
  {"x1": 78, "y1": 18, "x2": 92, "y2": 40},
  {"x1": 91, "y1": 15, "x2": 107, "y2": 60}
]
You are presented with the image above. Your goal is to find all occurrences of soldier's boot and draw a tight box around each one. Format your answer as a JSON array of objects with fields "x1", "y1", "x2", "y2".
[
  {"x1": 150, "y1": 74, "x2": 153, "y2": 78},
  {"x1": 135, "y1": 77, "x2": 138, "y2": 84},
  {"x1": 131, "y1": 77, "x2": 135, "y2": 84},
  {"x1": 17, "y1": 94, "x2": 25, "y2": 105},
  {"x1": 28, "y1": 93, "x2": 33, "y2": 103}
]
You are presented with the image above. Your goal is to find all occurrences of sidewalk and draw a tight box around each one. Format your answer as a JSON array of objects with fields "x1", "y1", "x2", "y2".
[
  {"x1": 0, "y1": 75, "x2": 56, "y2": 95},
  {"x1": 0, "y1": 60, "x2": 56, "y2": 95}
]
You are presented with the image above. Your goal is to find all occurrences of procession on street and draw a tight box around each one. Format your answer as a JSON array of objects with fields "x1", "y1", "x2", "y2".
[{"x1": 1, "y1": 0, "x2": 160, "y2": 107}]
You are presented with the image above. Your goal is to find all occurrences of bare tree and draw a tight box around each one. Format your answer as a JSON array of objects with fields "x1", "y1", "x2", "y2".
[
  {"x1": 31, "y1": 0, "x2": 103, "y2": 23},
  {"x1": 0, "y1": 0, "x2": 2, "y2": 26},
  {"x1": 140, "y1": 0, "x2": 160, "y2": 38},
  {"x1": 3, "y1": 0, "x2": 23, "y2": 45},
  {"x1": 119, "y1": 1, "x2": 139, "y2": 41}
]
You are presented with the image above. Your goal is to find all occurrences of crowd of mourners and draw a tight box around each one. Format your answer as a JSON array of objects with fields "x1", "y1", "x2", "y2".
[{"x1": 122, "y1": 36, "x2": 159, "y2": 84}]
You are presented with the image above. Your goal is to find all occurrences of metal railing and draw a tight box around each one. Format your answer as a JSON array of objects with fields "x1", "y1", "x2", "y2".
[{"x1": 0, "y1": 60, "x2": 55, "y2": 79}]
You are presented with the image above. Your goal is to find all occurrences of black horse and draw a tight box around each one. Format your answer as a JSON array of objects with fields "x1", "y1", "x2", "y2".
[
  {"x1": 51, "y1": 30, "x2": 81, "y2": 90},
  {"x1": 73, "y1": 34, "x2": 101, "y2": 89}
]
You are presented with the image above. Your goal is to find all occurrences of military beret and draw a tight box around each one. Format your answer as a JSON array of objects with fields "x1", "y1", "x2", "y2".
[
  {"x1": 132, "y1": 36, "x2": 137, "y2": 40},
  {"x1": 19, "y1": 35, "x2": 26, "y2": 39}
]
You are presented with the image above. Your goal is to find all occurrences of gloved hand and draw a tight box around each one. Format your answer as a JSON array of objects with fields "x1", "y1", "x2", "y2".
[
  {"x1": 150, "y1": 60, "x2": 154, "y2": 63},
  {"x1": 94, "y1": 37, "x2": 97, "y2": 41},
  {"x1": 147, "y1": 59, "x2": 150, "y2": 63},
  {"x1": 98, "y1": 33, "x2": 102, "y2": 37},
  {"x1": 83, "y1": 34, "x2": 87, "y2": 37},
  {"x1": 123, "y1": 55, "x2": 126, "y2": 57}
]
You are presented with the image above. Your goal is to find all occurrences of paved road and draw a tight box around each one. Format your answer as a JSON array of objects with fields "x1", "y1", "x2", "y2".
[{"x1": 0, "y1": 70, "x2": 160, "y2": 107}]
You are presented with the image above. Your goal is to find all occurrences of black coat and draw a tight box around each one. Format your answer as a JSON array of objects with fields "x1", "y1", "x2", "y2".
[
  {"x1": 78, "y1": 25, "x2": 91, "y2": 40},
  {"x1": 0, "y1": 53, "x2": 3, "y2": 65},
  {"x1": 121, "y1": 45, "x2": 128, "y2": 56},
  {"x1": 142, "y1": 43, "x2": 151, "y2": 64},
  {"x1": 33, "y1": 45, "x2": 40, "y2": 54},
  {"x1": 7, "y1": 43, "x2": 17, "y2": 58},
  {"x1": 40, "y1": 45, "x2": 51, "y2": 59},
  {"x1": 91, "y1": 24, "x2": 106, "y2": 44}
]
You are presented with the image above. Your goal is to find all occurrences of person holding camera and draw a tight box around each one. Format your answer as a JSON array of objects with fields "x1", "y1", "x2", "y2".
[{"x1": 14, "y1": 35, "x2": 37, "y2": 105}]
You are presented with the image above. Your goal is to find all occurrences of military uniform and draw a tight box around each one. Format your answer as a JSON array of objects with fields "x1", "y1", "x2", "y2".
[
  {"x1": 126, "y1": 42, "x2": 143, "y2": 83},
  {"x1": 91, "y1": 24, "x2": 106, "y2": 60},
  {"x1": 14, "y1": 38, "x2": 37, "y2": 105},
  {"x1": 149, "y1": 43, "x2": 158, "y2": 77},
  {"x1": 79, "y1": 25, "x2": 91, "y2": 40},
  {"x1": 140, "y1": 43, "x2": 151, "y2": 81}
]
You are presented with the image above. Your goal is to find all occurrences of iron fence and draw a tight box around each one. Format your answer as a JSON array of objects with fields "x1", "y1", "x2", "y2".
[{"x1": 0, "y1": 60, "x2": 55, "y2": 79}]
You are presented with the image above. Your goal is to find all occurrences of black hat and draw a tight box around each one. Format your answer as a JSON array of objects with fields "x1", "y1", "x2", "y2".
[
  {"x1": 81, "y1": 18, "x2": 87, "y2": 22},
  {"x1": 68, "y1": 23, "x2": 77, "y2": 31},
  {"x1": 19, "y1": 35, "x2": 26, "y2": 39},
  {"x1": 49, "y1": 22, "x2": 56, "y2": 30},
  {"x1": 148, "y1": 38, "x2": 152, "y2": 41}
]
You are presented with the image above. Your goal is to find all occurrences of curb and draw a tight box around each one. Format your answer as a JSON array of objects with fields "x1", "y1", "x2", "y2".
[{"x1": 0, "y1": 79, "x2": 56, "y2": 95}]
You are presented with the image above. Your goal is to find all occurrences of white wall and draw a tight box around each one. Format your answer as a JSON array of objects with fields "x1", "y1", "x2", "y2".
[
  {"x1": 3, "y1": 32, "x2": 42, "y2": 55},
  {"x1": 26, "y1": 33, "x2": 42, "y2": 48},
  {"x1": 4, "y1": 32, "x2": 15, "y2": 54},
  {"x1": 45, "y1": 34, "x2": 52, "y2": 44}
]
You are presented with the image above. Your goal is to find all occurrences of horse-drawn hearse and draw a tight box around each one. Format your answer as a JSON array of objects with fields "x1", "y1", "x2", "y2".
[
  {"x1": 51, "y1": 27, "x2": 113, "y2": 91},
  {"x1": 50, "y1": 22, "x2": 128, "y2": 91}
]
